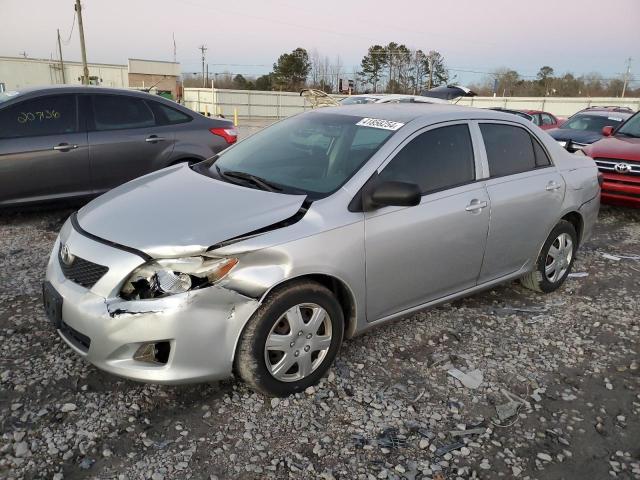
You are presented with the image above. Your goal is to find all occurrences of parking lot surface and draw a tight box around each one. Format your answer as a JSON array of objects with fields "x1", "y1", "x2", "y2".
[{"x1": 0, "y1": 204, "x2": 639, "y2": 480}]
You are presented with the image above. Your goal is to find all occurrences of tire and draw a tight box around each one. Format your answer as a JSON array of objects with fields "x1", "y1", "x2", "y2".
[
  {"x1": 520, "y1": 220, "x2": 578, "y2": 293},
  {"x1": 235, "y1": 281, "x2": 344, "y2": 397}
]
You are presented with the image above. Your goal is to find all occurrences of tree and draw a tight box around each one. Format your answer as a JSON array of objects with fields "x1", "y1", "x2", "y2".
[
  {"x1": 424, "y1": 51, "x2": 449, "y2": 89},
  {"x1": 537, "y1": 66, "x2": 555, "y2": 81},
  {"x1": 359, "y1": 45, "x2": 387, "y2": 93},
  {"x1": 255, "y1": 74, "x2": 273, "y2": 91},
  {"x1": 272, "y1": 47, "x2": 311, "y2": 90},
  {"x1": 233, "y1": 74, "x2": 248, "y2": 89}
]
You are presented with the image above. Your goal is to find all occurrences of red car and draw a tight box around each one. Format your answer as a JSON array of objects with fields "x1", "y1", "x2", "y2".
[
  {"x1": 520, "y1": 110, "x2": 565, "y2": 130},
  {"x1": 583, "y1": 111, "x2": 640, "y2": 208}
]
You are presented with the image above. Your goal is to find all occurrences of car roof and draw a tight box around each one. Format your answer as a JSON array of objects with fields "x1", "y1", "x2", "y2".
[
  {"x1": 312, "y1": 103, "x2": 533, "y2": 125},
  {"x1": 571, "y1": 109, "x2": 633, "y2": 118},
  {"x1": 4, "y1": 84, "x2": 163, "y2": 100}
]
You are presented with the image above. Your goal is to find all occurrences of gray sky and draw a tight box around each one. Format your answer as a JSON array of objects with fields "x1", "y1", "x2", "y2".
[{"x1": 2, "y1": 0, "x2": 639, "y2": 85}]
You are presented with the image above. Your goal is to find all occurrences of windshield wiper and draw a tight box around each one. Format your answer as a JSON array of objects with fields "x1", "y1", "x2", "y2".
[{"x1": 217, "y1": 168, "x2": 282, "y2": 192}]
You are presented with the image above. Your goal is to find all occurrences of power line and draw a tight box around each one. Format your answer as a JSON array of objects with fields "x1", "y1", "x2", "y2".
[{"x1": 62, "y1": 11, "x2": 76, "y2": 45}]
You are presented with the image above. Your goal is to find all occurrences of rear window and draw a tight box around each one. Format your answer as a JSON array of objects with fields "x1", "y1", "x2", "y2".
[
  {"x1": 92, "y1": 95, "x2": 155, "y2": 131},
  {"x1": 481, "y1": 123, "x2": 548, "y2": 177},
  {"x1": 148, "y1": 101, "x2": 192, "y2": 125},
  {"x1": 561, "y1": 113, "x2": 626, "y2": 132}
]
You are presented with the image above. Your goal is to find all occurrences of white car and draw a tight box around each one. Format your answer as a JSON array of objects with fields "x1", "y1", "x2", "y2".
[{"x1": 340, "y1": 94, "x2": 449, "y2": 105}]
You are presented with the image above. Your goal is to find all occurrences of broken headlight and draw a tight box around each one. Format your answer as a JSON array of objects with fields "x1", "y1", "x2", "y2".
[{"x1": 120, "y1": 256, "x2": 238, "y2": 300}]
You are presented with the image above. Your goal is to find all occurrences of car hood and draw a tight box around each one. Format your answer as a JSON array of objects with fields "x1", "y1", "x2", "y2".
[
  {"x1": 584, "y1": 136, "x2": 640, "y2": 161},
  {"x1": 547, "y1": 129, "x2": 602, "y2": 144},
  {"x1": 77, "y1": 164, "x2": 307, "y2": 257}
]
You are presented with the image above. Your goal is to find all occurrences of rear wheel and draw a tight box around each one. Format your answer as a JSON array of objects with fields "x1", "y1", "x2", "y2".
[
  {"x1": 235, "y1": 281, "x2": 344, "y2": 396},
  {"x1": 521, "y1": 220, "x2": 577, "y2": 293}
]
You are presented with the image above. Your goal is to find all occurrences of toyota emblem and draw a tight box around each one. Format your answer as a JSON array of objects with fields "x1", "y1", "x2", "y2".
[
  {"x1": 614, "y1": 163, "x2": 631, "y2": 174},
  {"x1": 60, "y1": 244, "x2": 75, "y2": 266}
]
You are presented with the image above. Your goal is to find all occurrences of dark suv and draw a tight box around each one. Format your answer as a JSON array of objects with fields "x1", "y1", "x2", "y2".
[
  {"x1": 0, "y1": 86, "x2": 237, "y2": 207},
  {"x1": 548, "y1": 106, "x2": 633, "y2": 152}
]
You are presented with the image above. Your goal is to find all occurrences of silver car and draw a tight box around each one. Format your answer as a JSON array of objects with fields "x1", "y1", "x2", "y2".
[
  {"x1": 0, "y1": 86, "x2": 236, "y2": 207},
  {"x1": 44, "y1": 104, "x2": 600, "y2": 396}
]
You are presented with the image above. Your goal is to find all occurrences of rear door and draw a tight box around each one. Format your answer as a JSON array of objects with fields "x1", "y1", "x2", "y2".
[
  {"x1": 0, "y1": 94, "x2": 90, "y2": 206},
  {"x1": 364, "y1": 123, "x2": 490, "y2": 320},
  {"x1": 87, "y1": 94, "x2": 176, "y2": 192},
  {"x1": 477, "y1": 122, "x2": 564, "y2": 283}
]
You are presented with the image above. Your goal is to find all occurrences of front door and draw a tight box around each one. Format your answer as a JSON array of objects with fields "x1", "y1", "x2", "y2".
[
  {"x1": 364, "y1": 123, "x2": 490, "y2": 321},
  {"x1": 0, "y1": 94, "x2": 90, "y2": 206}
]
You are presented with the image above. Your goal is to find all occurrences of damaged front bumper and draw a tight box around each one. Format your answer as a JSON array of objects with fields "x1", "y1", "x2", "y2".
[{"x1": 45, "y1": 220, "x2": 261, "y2": 384}]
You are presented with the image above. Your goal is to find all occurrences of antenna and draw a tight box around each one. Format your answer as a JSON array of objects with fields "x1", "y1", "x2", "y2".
[{"x1": 621, "y1": 57, "x2": 632, "y2": 98}]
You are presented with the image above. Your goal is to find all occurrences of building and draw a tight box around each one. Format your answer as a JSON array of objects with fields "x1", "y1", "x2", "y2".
[
  {"x1": 127, "y1": 59, "x2": 181, "y2": 98},
  {"x1": 0, "y1": 56, "x2": 180, "y2": 98}
]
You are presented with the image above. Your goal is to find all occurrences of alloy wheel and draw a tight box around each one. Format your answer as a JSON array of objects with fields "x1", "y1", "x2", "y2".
[
  {"x1": 264, "y1": 303, "x2": 332, "y2": 382},
  {"x1": 544, "y1": 232, "x2": 573, "y2": 283}
]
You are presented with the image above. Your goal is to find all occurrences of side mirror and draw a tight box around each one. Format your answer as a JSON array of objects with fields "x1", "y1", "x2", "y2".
[
  {"x1": 364, "y1": 181, "x2": 421, "y2": 210},
  {"x1": 602, "y1": 126, "x2": 614, "y2": 137}
]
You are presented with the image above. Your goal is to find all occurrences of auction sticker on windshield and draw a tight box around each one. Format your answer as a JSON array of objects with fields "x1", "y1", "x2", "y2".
[{"x1": 356, "y1": 118, "x2": 405, "y2": 131}]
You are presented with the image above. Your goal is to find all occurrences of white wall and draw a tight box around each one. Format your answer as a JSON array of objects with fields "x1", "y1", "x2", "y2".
[
  {"x1": 0, "y1": 56, "x2": 128, "y2": 90},
  {"x1": 183, "y1": 87, "x2": 640, "y2": 119}
]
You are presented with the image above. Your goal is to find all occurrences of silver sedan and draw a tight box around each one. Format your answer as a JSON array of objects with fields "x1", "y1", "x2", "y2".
[{"x1": 44, "y1": 104, "x2": 600, "y2": 396}]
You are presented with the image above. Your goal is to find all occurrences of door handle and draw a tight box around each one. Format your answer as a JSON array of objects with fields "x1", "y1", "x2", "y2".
[
  {"x1": 546, "y1": 181, "x2": 562, "y2": 191},
  {"x1": 53, "y1": 143, "x2": 78, "y2": 151},
  {"x1": 465, "y1": 200, "x2": 488, "y2": 212},
  {"x1": 145, "y1": 135, "x2": 166, "y2": 143}
]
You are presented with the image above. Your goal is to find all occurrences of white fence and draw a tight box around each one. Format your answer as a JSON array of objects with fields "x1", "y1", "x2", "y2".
[
  {"x1": 183, "y1": 87, "x2": 640, "y2": 119},
  {"x1": 456, "y1": 96, "x2": 640, "y2": 117}
]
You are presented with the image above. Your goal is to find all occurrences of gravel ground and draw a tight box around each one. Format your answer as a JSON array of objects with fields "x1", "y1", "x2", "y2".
[{"x1": 0, "y1": 204, "x2": 639, "y2": 480}]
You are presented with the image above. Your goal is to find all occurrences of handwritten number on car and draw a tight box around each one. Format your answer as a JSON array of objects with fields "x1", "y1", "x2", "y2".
[{"x1": 17, "y1": 110, "x2": 61, "y2": 124}]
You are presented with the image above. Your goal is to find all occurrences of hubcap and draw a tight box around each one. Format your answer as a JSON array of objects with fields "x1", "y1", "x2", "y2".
[
  {"x1": 544, "y1": 232, "x2": 573, "y2": 283},
  {"x1": 264, "y1": 303, "x2": 332, "y2": 382}
]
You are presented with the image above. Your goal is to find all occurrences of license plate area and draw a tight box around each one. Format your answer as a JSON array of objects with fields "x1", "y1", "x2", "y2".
[{"x1": 42, "y1": 282, "x2": 63, "y2": 329}]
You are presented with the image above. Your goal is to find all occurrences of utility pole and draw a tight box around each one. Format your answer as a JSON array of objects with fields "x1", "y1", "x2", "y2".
[
  {"x1": 57, "y1": 29, "x2": 66, "y2": 84},
  {"x1": 172, "y1": 33, "x2": 177, "y2": 63},
  {"x1": 621, "y1": 57, "x2": 632, "y2": 98},
  {"x1": 75, "y1": 0, "x2": 90, "y2": 85},
  {"x1": 199, "y1": 45, "x2": 208, "y2": 87}
]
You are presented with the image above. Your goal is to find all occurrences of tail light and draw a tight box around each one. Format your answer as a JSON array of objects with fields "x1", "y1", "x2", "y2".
[
  {"x1": 210, "y1": 126, "x2": 238, "y2": 145},
  {"x1": 597, "y1": 172, "x2": 604, "y2": 187}
]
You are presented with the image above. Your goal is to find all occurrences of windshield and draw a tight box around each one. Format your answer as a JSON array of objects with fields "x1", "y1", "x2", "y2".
[
  {"x1": 340, "y1": 96, "x2": 378, "y2": 105},
  {"x1": 617, "y1": 113, "x2": 640, "y2": 138},
  {"x1": 561, "y1": 113, "x2": 626, "y2": 132},
  {"x1": 209, "y1": 112, "x2": 398, "y2": 198}
]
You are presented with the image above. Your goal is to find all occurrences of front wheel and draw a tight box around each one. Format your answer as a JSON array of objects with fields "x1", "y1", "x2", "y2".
[
  {"x1": 521, "y1": 220, "x2": 578, "y2": 293},
  {"x1": 235, "y1": 281, "x2": 344, "y2": 396}
]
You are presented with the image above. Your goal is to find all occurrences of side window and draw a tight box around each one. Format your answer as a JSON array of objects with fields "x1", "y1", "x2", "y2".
[
  {"x1": 147, "y1": 101, "x2": 192, "y2": 125},
  {"x1": 92, "y1": 95, "x2": 155, "y2": 131},
  {"x1": 541, "y1": 113, "x2": 555, "y2": 125},
  {"x1": 531, "y1": 114, "x2": 541, "y2": 126},
  {"x1": 0, "y1": 95, "x2": 77, "y2": 139},
  {"x1": 378, "y1": 124, "x2": 475, "y2": 195},
  {"x1": 533, "y1": 138, "x2": 551, "y2": 167},
  {"x1": 480, "y1": 123, "x2": 538, "y2": 177}
]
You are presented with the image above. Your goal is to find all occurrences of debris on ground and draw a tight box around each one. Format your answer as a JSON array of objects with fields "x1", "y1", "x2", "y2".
[
  {"x1": 434, "y1": 442, "x2": 465, "y2": 457},
  {"x1": 568, "y1": 272, "x2": 589, "y2": 278},
  {"x1": 447, "y1": 368, "x2": 484, "y2": 389}
]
